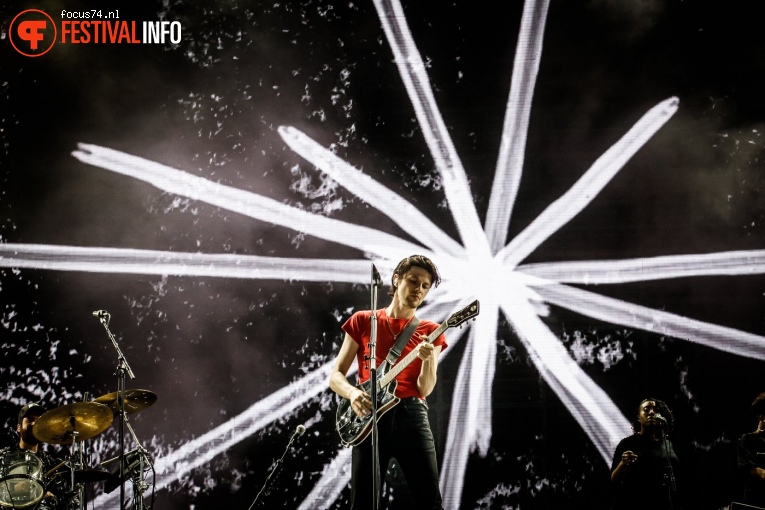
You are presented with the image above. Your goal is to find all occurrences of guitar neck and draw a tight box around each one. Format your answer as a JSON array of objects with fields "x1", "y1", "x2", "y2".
[{"x1": 379, "y1": 319, "x2": 449, "y2": 388}]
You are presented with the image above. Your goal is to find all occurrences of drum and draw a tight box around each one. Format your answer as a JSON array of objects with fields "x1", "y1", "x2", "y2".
[{"x1": 0, "y1": 450, "x2": 45, "y2": 508}]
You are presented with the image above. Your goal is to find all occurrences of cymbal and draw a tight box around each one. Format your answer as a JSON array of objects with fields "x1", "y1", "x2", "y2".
[
  {"x1": 94, "y1": 389, "x2": 157, "y2": 415},
  {"x1": 33, "y1": 402, "x2": 113, "y2": 444}
]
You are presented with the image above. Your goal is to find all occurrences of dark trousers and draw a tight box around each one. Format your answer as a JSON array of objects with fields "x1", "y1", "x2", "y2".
[{"x1": 350, "y1": 397, "x2": 443, "y2": 510}]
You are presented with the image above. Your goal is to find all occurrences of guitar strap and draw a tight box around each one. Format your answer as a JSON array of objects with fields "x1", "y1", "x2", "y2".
[{"x1": 384, "y1": 315, "x2": 420, "y2": 365}]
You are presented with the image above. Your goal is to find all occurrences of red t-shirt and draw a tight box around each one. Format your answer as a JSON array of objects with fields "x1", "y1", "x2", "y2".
[{"x1": 342, "y1": 309, "x2": 448, "y2": 399}]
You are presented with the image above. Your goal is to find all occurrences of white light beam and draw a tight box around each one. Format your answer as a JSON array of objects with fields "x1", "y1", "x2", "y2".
[
  {"x1": 534, "y1": 282, "x2": 765, "y2": 360},
  {"x1": 278, "y1": 126, "x2": 466, "y2": 257},
  {"x1": 0, "y1": 243, "x2": 382, "y2": 282},
  {"x1": 485, "y1": 0, "x2": 550, "y2": 253},
  {"x1": 501, "y1": 298, "x2": 632, "y2": 461},
  {"x1": 518, "y1": 250, "x2": 765, "y2": 284},
  {"x1": 71, "y1": 144, "x2": 427, "y2": 261},
  {"x1": 498, "y1": 97, "x2": 679, "y2": 268},
  {"x1": 440, "y1": 325, "x2": 479, "y2": 510},
  {"x1": 372, "y1": 0, "x2": 491, "y2": 259},
  {"x1": 297, "y1": 448, "x2": 352, "y2": 510}
]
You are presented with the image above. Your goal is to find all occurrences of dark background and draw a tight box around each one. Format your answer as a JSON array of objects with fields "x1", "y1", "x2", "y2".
[{"x1": 1, "y1": 0, "x2": 764, "y2": 508}]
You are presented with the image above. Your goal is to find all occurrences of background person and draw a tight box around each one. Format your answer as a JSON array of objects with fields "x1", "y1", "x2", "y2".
[
  {"x1": 736, "y1": 392, "x2": 765, "y2": 506},
  {"x1": 0, "y1": 403, "x2": 67, "y2": 509},
  {"x1": 610, "y1": 398, "x2": 681, "y2": 510}
]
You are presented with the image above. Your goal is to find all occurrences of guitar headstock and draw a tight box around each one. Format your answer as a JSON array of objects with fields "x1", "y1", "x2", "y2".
[{"x1": 447, "y1": 300, "x2": 480, "y2": 329}]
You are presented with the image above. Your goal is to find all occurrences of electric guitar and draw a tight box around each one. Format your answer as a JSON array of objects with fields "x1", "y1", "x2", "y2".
[{"x1": 335, "y1": 300, "x2": 480, "y2": 447}]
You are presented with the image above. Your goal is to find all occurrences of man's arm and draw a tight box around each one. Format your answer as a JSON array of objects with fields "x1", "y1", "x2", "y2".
[
  {"x1": 610, "y1": 450, "x2": 637, "y2": 483},
  {"x1": 416, "y1": 342, "x2": 442, "y2": 397},
  {"x1": 329, "y1": 333, "x2": 371, "y2": 417}
]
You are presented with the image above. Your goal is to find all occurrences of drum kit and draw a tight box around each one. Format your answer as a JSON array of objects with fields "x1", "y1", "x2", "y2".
[
  {"x1": 0, "y1": 389, "x2": 157, "y2": 510},
  {"x1": 2, "y1": 311, "x2": 157, "y2": 510}
]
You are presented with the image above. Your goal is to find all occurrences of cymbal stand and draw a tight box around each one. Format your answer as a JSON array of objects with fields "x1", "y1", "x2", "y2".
[
  {"x1": 77, "y1": 391, "x2": 90, "y2": 510},
  {"x1": 368, "y1": 265, "x2": 383, "y2": 510},
  {"x1": 66, "y1": 429, "x2": 84, "y2": 510},
  {"x1": 94, "y1": 311, "x2": 135, "y2": 510}
]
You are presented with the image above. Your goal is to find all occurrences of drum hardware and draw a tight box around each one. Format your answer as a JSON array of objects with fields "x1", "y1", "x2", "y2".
[
  {"x1": 43, "y1": 459, "x2": 109, "y2": 510},
  {"x1": 43, "y1": 460, "x2": 68, "y2": 478},
  {"x1": 31, "y1": 402, "x2": 113, "y2": 445},
  {"x1": 31, "y1": 399, "x2": 113, "y2": 510},
  {"x1": 71, "y1": 469, "x2": 111, "y2": 485},
  {"x1": 93, "y1": 389, "x2": 157, "y2": 416},
  {"x1": 0, "y1": 450, "x2": 45, "y2": 508},
  {"x1": 102, "y1": 448, "x2": 150, "y2": 495},
  {"x1": 7, "y1": 309, "x2": 159, "y2": 510},
  {"x1": 99, "y1": 413, "x2": 154, "y2": 503},
  {"x1": 46, "y1": 463, "x2": 111, "y2": 485},
  {"x1": 91, "y1": 387, "x2": 157, "y2": 503},
  {"x1": 93, "y1": 309, "x2": 154, "y2": 510}
]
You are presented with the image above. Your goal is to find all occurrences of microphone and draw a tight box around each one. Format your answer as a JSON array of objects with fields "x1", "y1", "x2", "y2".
[
  {"x1": 654, "y1": 413, "x2": 667, "y2": 424},
  {"x1": 371, "y1": 264, "x2": 382, "y2": 286},
  {"x1": 92, "y1": 310, "x2": 109, "y2": 318},
  {"x1": 286, "y1": 424, "x2": 306, "y2": 445},
  {"x1": 289, "y1": 424, "x2": 306, "y2": 442}
]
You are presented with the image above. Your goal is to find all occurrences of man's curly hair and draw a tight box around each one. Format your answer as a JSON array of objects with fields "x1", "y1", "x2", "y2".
[
  {"x1": 387, "y1": 255, "x2": 441, "y2": 297},
  {"x1": 631, "y1": 398, "x2": 675, "y2": 434}
]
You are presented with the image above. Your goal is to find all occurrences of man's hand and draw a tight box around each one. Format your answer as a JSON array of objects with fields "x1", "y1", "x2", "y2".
[
  {"x1": 349, "y1": 387, "x2": 372, "y2": 418},
  {"x1": 417, "y1": 341, "x2": 435, "y2": 362},
  {"x1": 620, "y1": 450, "x2": 638, "y2": 466}
]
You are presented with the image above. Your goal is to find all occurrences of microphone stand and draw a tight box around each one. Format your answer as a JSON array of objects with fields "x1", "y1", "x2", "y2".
[
  {"x1": 95, "y1": 311, "x2": 135, "y2": 510},
  {"x1": 368, "y1": 264, "x2": 383, "y2": 510},
  {"x1": 123, "y1": 416, "x2": 152, "y2": 510},
  {"x1": 660, "y1": 422, "x2": 677, "y2": 510},
  {"x1": 247, "y1": 427, "x2": 304, "y2": 509}
]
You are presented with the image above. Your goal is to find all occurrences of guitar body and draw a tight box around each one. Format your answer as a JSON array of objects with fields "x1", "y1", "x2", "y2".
[{"x1": 335, "y1": 361, "x2": 400, "y2": 447}]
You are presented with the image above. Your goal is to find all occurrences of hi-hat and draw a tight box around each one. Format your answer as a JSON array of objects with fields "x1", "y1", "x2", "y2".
[
  {"x1": 94, "y1": 389, "x2": 157, "y2": 415},
  {"x1": 33, "y1": 402, "x2": 113, "y2": 444}
]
